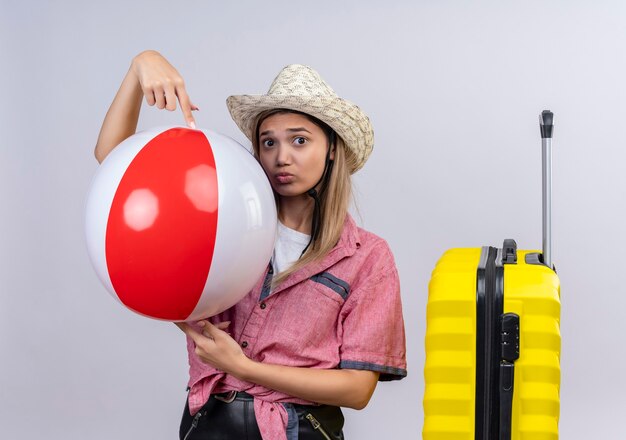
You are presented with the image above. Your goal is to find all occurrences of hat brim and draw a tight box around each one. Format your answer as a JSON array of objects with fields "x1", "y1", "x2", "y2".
[{"x1": 226, "y1": 94, "x2": 373, "y2": 174}]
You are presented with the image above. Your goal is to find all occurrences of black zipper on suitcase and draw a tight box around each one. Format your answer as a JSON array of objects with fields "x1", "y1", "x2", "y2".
[
  {"x1": 476, "y1": 243, "x2": 521, "y2": 440},
  {"x1": 475, "y1": 246, "x2": 504, "y2": 440}
]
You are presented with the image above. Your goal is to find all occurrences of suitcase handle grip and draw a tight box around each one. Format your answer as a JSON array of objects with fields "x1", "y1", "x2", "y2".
[{"x1": 540, "y1": 110, "x2": 554, "y2": 139}]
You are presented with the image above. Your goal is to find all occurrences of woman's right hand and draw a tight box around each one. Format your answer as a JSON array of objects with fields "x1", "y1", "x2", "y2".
[
  {"x1": 131, "y1": 50, "x2": 199, "y2": 128},
  {"x1": 94, "y1": 50, "x2": 198, "y2": 163}
]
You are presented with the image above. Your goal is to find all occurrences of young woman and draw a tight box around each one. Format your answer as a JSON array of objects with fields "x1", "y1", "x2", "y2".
[{"x1": 94, "y1": 50, "x2": 407, "y2": 440}]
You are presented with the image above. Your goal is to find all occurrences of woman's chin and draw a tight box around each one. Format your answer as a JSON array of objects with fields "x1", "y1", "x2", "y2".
[{"x1": 273, "y1": 186, "x2": 308, "y2": 199}]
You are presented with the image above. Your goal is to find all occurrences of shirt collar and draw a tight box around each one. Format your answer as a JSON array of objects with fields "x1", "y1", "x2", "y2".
[{"x1": 269, "y1": 214, "x2": 360, "y2": 296}]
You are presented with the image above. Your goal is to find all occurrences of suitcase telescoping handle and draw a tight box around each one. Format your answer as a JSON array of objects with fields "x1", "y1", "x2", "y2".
[{"x1": 540, "y1": 110, "x2": 554, "y2": 269}]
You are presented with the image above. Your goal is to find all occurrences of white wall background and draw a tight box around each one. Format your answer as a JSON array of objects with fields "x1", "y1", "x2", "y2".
[{"x1": 2, "y1": 1, "x2": 625, "y2": 438}]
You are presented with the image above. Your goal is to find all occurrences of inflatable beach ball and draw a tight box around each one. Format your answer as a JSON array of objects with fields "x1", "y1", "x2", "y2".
[{"x1": 85, "y1": 126, "x2": 276, "y2": 321}]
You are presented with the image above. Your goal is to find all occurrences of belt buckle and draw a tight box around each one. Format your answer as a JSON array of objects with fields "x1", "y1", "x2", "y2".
[{"x1": 214, "y1": 390, "x2": 237, "y2": 403}]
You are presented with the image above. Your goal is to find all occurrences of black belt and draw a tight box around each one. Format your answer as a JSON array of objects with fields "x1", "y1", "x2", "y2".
[
  {"x1": 180, "y1": 391, "x2": 345, "y2": 440},
  {"x1": 212, "y1": 390, "x2": 253, "y2": 403}
]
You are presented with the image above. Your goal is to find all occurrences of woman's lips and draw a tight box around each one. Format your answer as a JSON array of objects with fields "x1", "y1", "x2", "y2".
[{"x1": 275, "y1": 173, "x2": 295, "y2": 184}]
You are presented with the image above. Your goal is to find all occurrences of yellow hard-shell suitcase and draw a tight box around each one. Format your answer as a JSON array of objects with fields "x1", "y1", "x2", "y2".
[{"x1": 423, "y1": 112, "x2": 561, "y2": 440}]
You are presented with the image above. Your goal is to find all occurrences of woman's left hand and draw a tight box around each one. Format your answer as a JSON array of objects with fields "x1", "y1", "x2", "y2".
[
  {"x1": 175, "y1": 320, "x2": 249, "y2": 378},
  {"x1": 176, "y1": 321, "x2": 380, "y2": 409}
]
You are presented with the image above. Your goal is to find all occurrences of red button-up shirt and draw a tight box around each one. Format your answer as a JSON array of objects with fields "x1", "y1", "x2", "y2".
[{"x1": 185, "y1": 215, "x2": 407, "y2": 439}]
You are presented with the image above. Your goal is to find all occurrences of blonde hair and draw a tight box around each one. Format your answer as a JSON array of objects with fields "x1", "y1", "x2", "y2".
[{"x1": 252, "y1": 109, "x2": 356, "y2": 287}]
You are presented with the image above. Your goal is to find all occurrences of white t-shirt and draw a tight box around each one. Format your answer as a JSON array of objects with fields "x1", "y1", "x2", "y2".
[{"x1": 272, "y1": 221, "x2": 310, "y2": 275}]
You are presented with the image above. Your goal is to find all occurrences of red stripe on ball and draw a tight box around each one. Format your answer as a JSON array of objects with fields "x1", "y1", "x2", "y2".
[{"x1": 105, "y1": 128, "x2": 218, "y2": 320}]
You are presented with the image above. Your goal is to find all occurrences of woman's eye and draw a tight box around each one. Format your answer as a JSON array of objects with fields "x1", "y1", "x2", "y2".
[
  {"x1": 294, "y1": 137, "x2": 307, "y2": 145},
  {"x1": 262, "y1": 139, "x2": 274, "y2": 147}
]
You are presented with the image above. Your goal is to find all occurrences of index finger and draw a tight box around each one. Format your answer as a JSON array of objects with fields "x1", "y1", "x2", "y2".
[
  {"x1": 175, "y1": 87, "x2": 196, "y2": 128},
  {"x1": 175, "y1": 321, "x2": 205, "y2": 345}
]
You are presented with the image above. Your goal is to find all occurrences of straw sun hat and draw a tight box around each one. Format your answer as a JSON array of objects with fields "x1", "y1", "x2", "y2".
[{"x1": 226, "y1": 64, "x2": 374, "y2": 174}]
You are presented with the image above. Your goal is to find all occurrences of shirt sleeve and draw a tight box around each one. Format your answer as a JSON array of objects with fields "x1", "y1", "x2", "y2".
[{"x1": 338, "y1": 245, "x2": 407, "y2": 381}]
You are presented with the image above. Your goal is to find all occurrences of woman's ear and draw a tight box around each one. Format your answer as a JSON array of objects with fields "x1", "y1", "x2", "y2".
[{"x1": 328, "y1": 130, "x2": 337, "y2": 161}]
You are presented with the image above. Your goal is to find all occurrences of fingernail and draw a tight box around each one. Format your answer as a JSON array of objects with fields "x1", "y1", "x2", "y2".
[
  {"x1": 189, "y1": 121, "x2": 196, "y2": 129},
  {"x1": 197, "y1": 321, "x2": 205, "y2": 327}
]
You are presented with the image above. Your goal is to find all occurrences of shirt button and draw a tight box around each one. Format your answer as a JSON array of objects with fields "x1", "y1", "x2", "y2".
[
  {"x1": 260, "y1": 302, "x2": 267, "y2": 309},
  {"x1": 241, "y1": 341, "x2": 248, "y2": 348}
]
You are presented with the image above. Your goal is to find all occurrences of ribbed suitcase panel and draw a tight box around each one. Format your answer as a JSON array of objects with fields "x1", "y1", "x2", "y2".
[
  {"x1": 505, "y1": 251, "x2": 561, "y2": 440},
  {"x1": 424, "y1": 248, "x2": 481, "y2": 440}
]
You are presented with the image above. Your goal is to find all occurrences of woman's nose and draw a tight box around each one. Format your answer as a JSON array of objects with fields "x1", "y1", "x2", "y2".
[{"x1": 276, "y1": 144, "x2": 291, "y2": 166}]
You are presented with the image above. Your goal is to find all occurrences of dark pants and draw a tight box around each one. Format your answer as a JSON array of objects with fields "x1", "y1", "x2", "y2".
[{"x1": 179, "y1": 392, "x2": 344, "y2": 440}]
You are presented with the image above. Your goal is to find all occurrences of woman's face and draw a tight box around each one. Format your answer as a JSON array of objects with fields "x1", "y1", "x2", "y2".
[{"x1": 257, "y1": 112, "x2": 331, "y2": 198}]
